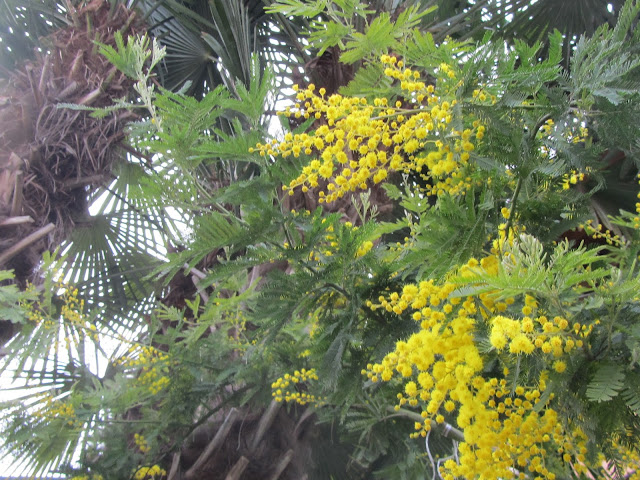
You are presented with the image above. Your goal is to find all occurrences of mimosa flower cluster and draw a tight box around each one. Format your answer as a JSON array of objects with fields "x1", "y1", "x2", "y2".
[
  {"x1": 22, "y1": 283, "x2": 55, "y2": 329},
  {"x1": 283, "y1": 216, "x2": 373, "y2": 263},
  {"x1": 271, "y1": 368, "x2": 323, "y2": 406},
  {"x1": 561, "y1": 170, "x2": 585, "y2": 190},
  {"x1": 364, "y1": 253, "x2": 594, "y2": 479},
  {"x1": 133, "y1": 464, "x2": 166, "y2": 480},
  {"x1": 23, "y1": 282, "x2": 99, "y2": 344},
  {"x1": 226, "y1": 309, "x2": 258, "y2": 353},
  {"x1": 134, "y1": 433, "x2": 150, "y2": 454},
  {"x1": 487, "y1": 299, "x2": 591, "y2": 362},
  {"x1": 34, "y1": 394, "x2": 83, "y2": 429},
  {"x1": 116, "y1": 345, "x2": 171, "y2": 395},
  {"x1": 578, "y1": 219, "x2": 625, "y2": 247},
  {"x1": 537, "y1": 118, "x2": 589, "y2": 145},
  {"x1": 252, "y1": 56, "x2": 486, "y2": 203}
]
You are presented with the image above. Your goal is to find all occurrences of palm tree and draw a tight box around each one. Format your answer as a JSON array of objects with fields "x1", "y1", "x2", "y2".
[
  {"x1": 0, "y1": 0, "x2": 152, "y2": 343},
  {"x1": 0, "y1": 0, "x2": 312, "y2": 476}
]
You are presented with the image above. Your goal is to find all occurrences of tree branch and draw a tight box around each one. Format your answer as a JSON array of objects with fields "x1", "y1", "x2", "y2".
[
  {"x1": 0, "y1": 216, "x2": 33, "y2": 227},
  {"x1": 185, "y1": 408, "x2": 239, "y2": 479},
  {"x1": 0, "y1": 223, "x2": 55, "y2": 266}
]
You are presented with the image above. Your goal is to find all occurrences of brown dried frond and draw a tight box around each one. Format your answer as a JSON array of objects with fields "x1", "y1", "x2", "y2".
[{"x1": 0, "y1": 0, "x2": 144, "y2": 284}]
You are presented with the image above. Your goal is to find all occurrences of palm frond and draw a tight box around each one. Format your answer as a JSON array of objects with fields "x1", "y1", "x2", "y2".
[{"x1": 0, "y1": 0, "x2": 70, "y2": 70}]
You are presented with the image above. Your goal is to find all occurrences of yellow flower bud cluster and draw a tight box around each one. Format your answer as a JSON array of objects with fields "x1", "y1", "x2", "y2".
[
  {"x1": 133, "y1": 464, "x2": 166, "y2": 480},
  {"x1": 561, "y1": 170, "x2": 585, "y2": 190},
  {"x1": 253, "y1": 56, "x2": 484, "y2": 203},
  {"x1": 536, "y1": 118, "x2": 556, "y2": 139},
  {"x1": 23, "y1": 283, "x2": 56, "y2": 329},
  {"x1": 472, "y1": 87, "x2": 496, "y2": 104},
  {"x1": 134, "y1": 433, "x2": 150, "y2": 454},
  {"x1": 490, "y1": 310, "x2": 588, "y2": 358},
  {"x1": 116, "y1": 345, "x2": 171, "y2": 395},
  {"x1": 356, "y1": 240, "x2": 374, "y2": 257},
  {"x1": 308, "y1": 314, "x2": 320, "y2": 339},
  {"x1": 570, "y1": 125, "x2": 590, "y2": 144},
  {"x1": 23, "y1": 281, "x2": 100, "y2": 349},
  {"x1": 364, "y1": 253, "x2": 595, "y2": 479},
  {"x1": 22, "y1": 282, "x2": 99, "y2": 343},
  {"x1": 490, "y1": 222, "x2": 527, "y2": 256},
  {"x1": 58, "y1": 284, "x2": 84, "y2": 326},
  {"x1": 271, "y1": 368, "x2": 323, "y2": 406},
  {"x1": 536, "y1": 118, "x2": 588, "y2": 155},
  {"x1": 34, "y1": 394, "x2": 83, "y2": 429},
  {"x1": 226, "y1": 310, "x2": 257, "y2": 352},
  {"x1": 578, "y1": 219, "x2": 625, "y2": 246},
  {"x1": 555, "y1": 426, "x2": 590, "y2": 474},
  {"x1": 292, "y1": 218, "x2": 372, "y2": 263},
  {"x1": 70, "y1": 475, "x2": 103, "y2": 480}
]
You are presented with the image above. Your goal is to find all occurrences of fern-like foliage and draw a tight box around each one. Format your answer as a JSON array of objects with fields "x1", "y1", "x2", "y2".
[{"x1": 587, "y1": 363, "x2": 626, "y2": 402}]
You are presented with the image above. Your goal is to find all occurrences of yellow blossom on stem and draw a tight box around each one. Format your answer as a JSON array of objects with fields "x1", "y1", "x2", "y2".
[
  {"x1": 271, "y1": 368, "x2": 324, "y2": 406},
  {"x1": 364, "y1": 251, "x2": 596, "y2": 479},
  {"x1": 133, "y1": 465, "x2": 166, "y2": 480},
  {"x1": 255, "y1": 56, "x2": 485, "y2": 203}
]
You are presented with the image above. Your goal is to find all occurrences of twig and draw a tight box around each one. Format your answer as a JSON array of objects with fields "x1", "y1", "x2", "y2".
[
  {"x1": 78, "y1": 87, "x2": 102, "y2": 106},
  {"x1": 249, "y1": 400, "x2": 281, "y2": 452},
  {"x1": 10, "y1": 170, "x2": 23, "y2": 216},
  {"x1": 0, "y1": 223, "x2": 55, "y2": 266},
  {"x1": 57, "y1": 81, "x2": 80, "y2": 100},
  {"x1": 184, "y1": 263, "x2": 209, "y2": 303},
  {"x1": 225, "y1": 456, "x2": 249, "y2": 480},
  {"x1": 167, "y1": 453, "x2": 181, "y2": 480},
  {"x1": 62, "y1": 174, "x2": 110, "y2": 189},
  {"x1": 325, "y1": 282, "x2": 349, "y2": 297},
  {"x1": 121, "y1": 144, "x2": 153, "y2": 167},
  {"x1": 191, "y1": 274, "x2": 209, "y2": 304},
  {"x1": 269, "y1": 450, "x2": 294, "y2": 480},
  {"x1": 0, "y1": 216, "x2": 33, "y2": 227},
  {"x1": 185, "y1": 408, "x2": 238, "y2": 479},
  {"x1": 38, "y1": 55, "x2": 49, "y2": 99},
  {"x1": 388, "y1": 406, "x2": 465, "y2": 442},
  {"x1": 184, "y1": 264, "x2": 206, "y2": 280}
]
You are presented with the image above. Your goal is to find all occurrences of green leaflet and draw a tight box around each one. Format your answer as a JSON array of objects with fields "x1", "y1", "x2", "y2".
[
  {"x1": 0, "y1": 271, "x2": 27, "y2": 325},
  {"x1": 264, "y1": 0, "x2": 328, "y2": 17},
  {"x1": 587, "y1": 363, "x2": 626, "y2": 403},
  {"x1": 340, "y1": 14, "x2": 397, "y2": 64}
]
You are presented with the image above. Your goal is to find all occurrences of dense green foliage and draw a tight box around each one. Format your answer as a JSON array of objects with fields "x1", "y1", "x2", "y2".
[{"x1": 2, "y1": 0, "x2": 640, "y2": 479}]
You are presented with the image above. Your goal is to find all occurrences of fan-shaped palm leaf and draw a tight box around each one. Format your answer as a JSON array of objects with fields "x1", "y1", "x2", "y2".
[
  {"x1": 139, "y1": 0, "x2": 307, "y2": 96},
  {"x1": 428, "y1": 0, "x2": 623, "y2": 56},
  {"x1": 0, "y1": 0, "x2": 70, "y2": 69}
]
